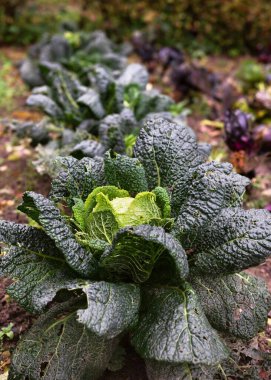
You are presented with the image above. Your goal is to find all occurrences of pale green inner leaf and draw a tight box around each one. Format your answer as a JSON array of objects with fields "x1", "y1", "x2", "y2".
[
  {"x1": 111, "y1": 192, "x2": 161, "y2": 228},
  {"x1": 72, "y1": 186, "x2": 168, "y2": 248}
]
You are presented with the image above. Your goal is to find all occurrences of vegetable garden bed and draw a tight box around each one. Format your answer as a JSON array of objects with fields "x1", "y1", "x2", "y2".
[{"x1": 1, "y1": 28, "x2": 271, "y2": 379}]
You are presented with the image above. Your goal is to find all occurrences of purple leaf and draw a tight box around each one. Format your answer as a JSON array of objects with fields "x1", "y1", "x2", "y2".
[{"x1": 224, "y1": 110, "x2": 254, "y2": 153}]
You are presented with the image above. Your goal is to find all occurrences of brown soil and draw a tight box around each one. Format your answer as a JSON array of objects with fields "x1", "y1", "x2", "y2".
[
  {"x1": 0, "y1": 47, "x2": 52, "y2": 375},
  {"x1": 0, "y1": 128, "x2": 51, "y2": 373},
  {"x1": 0, "y1": 278, "x2": 34, "y2": 370},
  {"x1": 101, "y1": 342, "x2": 148, "y2": 380}
]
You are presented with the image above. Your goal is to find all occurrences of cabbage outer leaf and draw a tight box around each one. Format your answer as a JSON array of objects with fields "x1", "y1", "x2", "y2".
[{"x1": 132, "y1": 285, "x2": 228, "y2": 365}]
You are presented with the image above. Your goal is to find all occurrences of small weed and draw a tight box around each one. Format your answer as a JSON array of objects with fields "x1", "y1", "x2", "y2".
[
  {"x1": 0, "y1": 53, "x2": 27, "y2": 112},
  {"x1": 0, "y1": 323, "x2": 14, "y2": 350}
]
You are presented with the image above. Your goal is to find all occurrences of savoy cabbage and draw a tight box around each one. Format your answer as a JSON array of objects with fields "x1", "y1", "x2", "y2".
[
  {"x1": 26, "y1": 62, "x2": 173, "y2": 126},
  {"x1": 16, "y1": 62, "x2": 177, "y2": 175},
  {"x1": 20, "y1": 30, "x2": 129, "y2": 88},
  {"x1": 16, "y1": 31, "x2": 182, "y2": 177},
  {"x1": 1, "y1": 118, "x2": 271, "y2": 379}
]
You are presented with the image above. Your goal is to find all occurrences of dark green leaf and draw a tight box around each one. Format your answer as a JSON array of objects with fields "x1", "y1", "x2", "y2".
[
  {"x1": 88, "y1": 64, "x2": 114, "y2": 95},
  {"x1": 132, "y1": 286, "x2": 228, "y2": 365},
  {"x1": 117, "y1": 63, "x2": 148, "y2": 90},
  {"x1": 198, "y1": 142, "x2": 211, "y2": 159},
  {"x1": 133, "y1": 91, "x2": 173, "y2": 120},
  {"x1": 191, "y1": 272, "x2": 271, "y2": 340},
  {"x1": 8, "y1": 299, "x2": 117, "y2": 380},
  {"x1": 100, "y1": 53, "x2": 126, "y2": 71},
  {"x1": 26, "y1": 94, "x2": 62, "y2": 118},
  {"x1": 100, "y1": 224, "x2": 188, "y2": 283},
  {"x1": 102, "y1": 82, "x2": 124, "y2": 114},
  {"x1": 0, "y1": 247, "x2": 77, "y2": 313},
  {"x1": 18, "y1": 191, "x2": 98, "y2": 277},
  {"x1": 38, "y1": 35, "x2": 71, "y2": 65},
  {"x1": 77, "y1": 89, "x2": 105, "y2": 119},
  {"x1": 99, "y1": 109, "x2": 136, "y2": 152},
  {"x1": 71, "y1": 139, "x2": 105, "y2": 159},
  {"x1": 104, "y1": 151, "x2": 148, "y2": 194},
  {"x1": 77, "y1": 281, "x2": 140, "y2": 338},
  {"x1": 40, "y1": 63, "x2": 81, "y2": 96},
  {"x1": 134, "y1": 118, "x2": 205, "y2": 190},
  {"x1": 0, "y1": 220, "x2": 60, "y2": 258},
  {"x1": 173, "y1": 162, "x2": 249, "y2": 247},
  {"x1": 84, "y1": 31, "x2": 114, "y2": 54},
  {"x1": 9, "y1": 119, "x2": 49, "y2": 146},
  {"x1": 40, "y1": 64, "x2": 83, "y2": 124},
  {"x1": 20, "y1": 58, "x2": 43, "y2": 88},
  {"x1": 191, "y1": 208, "x2": 271, "y2": 275},
  {"x1": 152, "y1": 93, "x2": 175, "y2": 112},
  {"x1": 118, "y1": 107, "x2": 137, "y2": 133},
  {"x1": 49, "y1": 156, "x2": 105, "y2": 205},
  {"x1": 99, "y1": 114, "x2": 126, "y2": 153}
]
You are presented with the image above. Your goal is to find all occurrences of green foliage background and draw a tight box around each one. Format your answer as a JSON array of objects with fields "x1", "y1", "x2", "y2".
[
  {"x1": 0, "y1": 0, "x2": 80, "y2": 45},
  {"x1": 85, "y1": 0, "x2": 271, "y2": 54},
  {"x1": 2, "y1": 0, "x2": 271, "y2": 54}
]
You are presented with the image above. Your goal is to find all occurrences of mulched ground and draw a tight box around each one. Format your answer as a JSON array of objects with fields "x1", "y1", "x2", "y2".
[
  {"x1": 0, "y1": 123, "x2": 52, "y2": 375},
  {"x1": 0, "y1": 278, "x2": 34, "y2": 374},
  {"x1": 0, "y1": 47, "x2": 52, "y2": 375}
]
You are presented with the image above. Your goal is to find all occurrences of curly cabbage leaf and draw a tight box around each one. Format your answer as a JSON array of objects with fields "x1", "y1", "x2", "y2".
[
  {"x1": 77, "y1": 281, "x2": 140, "y2": 338},
  {"x1": 191, "y1": 208, "x2": 271, "y2": 275},
  {"x1": 8, "y1": 299, "x2": 118, "y2": 380},
  {"x1": 104, "y1": 151, "x2": 148, "y2": 194},
  {"x1": 18, "y1": 191, "x2": 98, "y2": 277},
  {"x1": 132, "y1": 286, "x2": 228, "y2": 365},
  {"x1": 191, "y1": 272, "x2": 271, "y2": 340},
  {"x1": 134, "y1": 118, "x2": 205, "y2": 190},
  {"x1": 173, "y1": 161, "x2": 250, "y2": 247},
  {"x1": 100, "y1": 224, "x2": 188, "y2": 283}
]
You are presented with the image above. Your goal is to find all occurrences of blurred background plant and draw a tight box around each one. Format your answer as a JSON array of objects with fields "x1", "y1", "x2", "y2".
[
  {"x1": 0, "y1": 52, "x2": 27, "y2": 112},
  {"x1": 80, "y1": 0, "x2": 271, "y2": 56},
  {"x1": 1, "y1": 0, "x2": 271, "y2": 56},
  {"x1": 0, "y1": 0, "x2": 80, "y2": 45}
]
